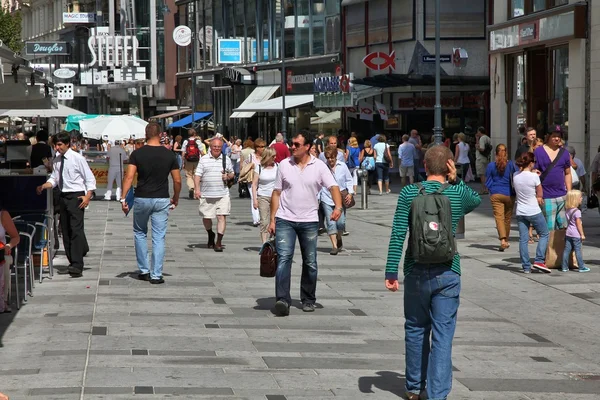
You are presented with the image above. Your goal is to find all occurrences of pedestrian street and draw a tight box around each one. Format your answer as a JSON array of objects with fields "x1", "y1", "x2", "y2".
[{"x1": 1, "y1": 185, "x2": 600, "y2": 399}]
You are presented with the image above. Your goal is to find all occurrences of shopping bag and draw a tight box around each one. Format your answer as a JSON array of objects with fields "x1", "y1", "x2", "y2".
[{"x1": 544, "y1": 229, "x2": 578, "y2": 269}]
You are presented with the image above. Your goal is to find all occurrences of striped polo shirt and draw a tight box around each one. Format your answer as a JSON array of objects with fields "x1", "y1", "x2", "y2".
[
  {"x1": 385, "y1": 179, "x2": 481, "y2": 280},
  {"x1": 194, "y1": 153, "x2": 233, "y2": 198}
]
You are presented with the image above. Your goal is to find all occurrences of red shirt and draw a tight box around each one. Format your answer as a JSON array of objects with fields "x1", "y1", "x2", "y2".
[{"x1": 271, "y1": 142, "x2": 291, "y2": 163}]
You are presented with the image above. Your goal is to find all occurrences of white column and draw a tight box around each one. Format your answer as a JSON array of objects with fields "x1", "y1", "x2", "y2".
[
  {"x1": 590, "y1": 1, "x2": 600, "y2": 168},
  {"x1": 567, "y1": 39, "x2": 586, "y2": 165},
  {"x1": 490, "y1": 53, "x2": 508, "y2": 148}
]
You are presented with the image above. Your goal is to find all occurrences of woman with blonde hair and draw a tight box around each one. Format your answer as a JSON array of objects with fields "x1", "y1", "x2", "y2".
[
  {"x1": 172, "y1": 135, "x2": 183, "y2": 169},
  {"x1": 486, "y1": 144, "x2": 517, "y2": 251},
  {"x1": 345, "y1": 136, "x2": 360, "y2": 193},
  {"x1": 454, "y1": 133, "x2": 470, "y2": 180},
  {"x1": 360, "y1": 139, "x2": 375, "y2": 194},
  {"x1": 373, "y1": 135, "x2": 393, "y2": 195},
  {"x1": 252, "y1": 147, "x2": 278, "y2": 243}
]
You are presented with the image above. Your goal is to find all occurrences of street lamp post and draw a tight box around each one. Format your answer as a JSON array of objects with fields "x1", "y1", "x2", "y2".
[
  {"x1": 280, "y1": 2, "x2": 286, "y2": 139},
  {"x1": 433, "y1": 0, "x2": 443, "y2": 145}
]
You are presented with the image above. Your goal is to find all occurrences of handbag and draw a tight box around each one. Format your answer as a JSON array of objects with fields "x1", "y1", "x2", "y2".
[
  {"x1": 383, "y1": 144, "x2": 392, "y2": 164},
  {"x1": 259, "y1": 238, "x2": 278, "y2": 278},
  {"x1": 545, "y1": 228, "x2": 578, "y2": 269},
  {"x1": 238, "y1": 155, "x2": 255, "y2": 184},
  {"x1": 341, "y1": 189, "x2": 356, "y2": 208},
  {"x1": 222, "y1": 155, "x2": 235, "y2": 189}
]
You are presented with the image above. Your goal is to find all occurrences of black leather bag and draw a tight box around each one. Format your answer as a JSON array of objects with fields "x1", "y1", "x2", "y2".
[
  {"x1": 259, "y1": 239, "x2": 277, "y2": 278},
  {"x1": 588, "y1": 193, "x2": 599, "y2": 209}
]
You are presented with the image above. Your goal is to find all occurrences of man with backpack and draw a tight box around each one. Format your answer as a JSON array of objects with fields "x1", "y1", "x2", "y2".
[
  {"x1": 476, "y1": 126, "x2": 492, "y2": 194},
  {"x1": 182, "y1": 129, "x2": 206, "y2": 199},
  {"x1": 384, "y1": 145, "x2": 481, "y2": 400}
]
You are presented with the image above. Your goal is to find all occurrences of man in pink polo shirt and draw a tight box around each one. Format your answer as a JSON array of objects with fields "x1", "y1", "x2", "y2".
[{"x1": 268, "y1": 132, "x2": 343, "y2": 316}]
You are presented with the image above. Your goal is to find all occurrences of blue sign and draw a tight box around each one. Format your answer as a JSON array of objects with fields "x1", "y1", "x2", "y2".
[
  {"x1": 218, "y1": 39, "x2": 242, "y2": 64},
  {"x1": 313, "y1": 75, "x2": 351, "y2": 94},
  {"x1": 251, "y1": 40, "x2": 269, "y2": 62}
]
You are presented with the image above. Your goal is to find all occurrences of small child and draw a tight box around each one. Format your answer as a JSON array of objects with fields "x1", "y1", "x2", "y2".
[{"x1": 562, "y1": 190, "x2": 590, "y2": 272}]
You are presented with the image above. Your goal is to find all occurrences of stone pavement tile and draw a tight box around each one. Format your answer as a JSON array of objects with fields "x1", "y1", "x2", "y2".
[
  {"x1": 86, "y1": 353, "x2": 267, "y2": 368},
  {"x1": 89, "y1": 336, "x2": 258, "y2": 352},
  {"x1": 0, "y1": 371, "x2": 84, "y2": 391},
  {"x1": 246, "y1": 328, "x2": 400, "y2": 342},
  {"x1": 100, "y1": 324, "x2": 249, "y2": 338},
  {"x1": 253, "y1": 341, "x2": 393, "y2": 354},
  {"x1": 456, "y1": 377, "x2": 600, "y2": 395},
  {"x1": 263, "y1": 356, "x2": 403, "y2": 370},
  {"x1": 234, "y1": 389, "x2": 335, "y2": 398}
]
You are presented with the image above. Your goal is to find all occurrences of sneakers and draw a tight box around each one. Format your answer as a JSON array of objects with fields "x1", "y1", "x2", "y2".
[
  {"x1": 138, "y1": 273, "x2": 150, "y2": 281},
  {"x1": 302, "y1": 303, "x2": 315, "y2": 312},
  {"x1": 532, "y1": 262, "x2": 551, "y2": 273},
  {"x1": 560, "y1": 268, "x2": 569, "y2": 272},
  {"x1": 274, "y1": 300, "x2": 290, "y2": 316},
  {"x1": 578, "y1": 267, "x2": 591, "y2": 273},
  {"x1": 523, "y1": 269, "x2": 531, "y2": 274},
  {"x1": 150, "y1": 277, "x2": 165, "y2": 284}
]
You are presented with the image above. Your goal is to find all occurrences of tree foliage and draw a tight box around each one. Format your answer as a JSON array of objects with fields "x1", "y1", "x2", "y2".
[{"x1": 0, "y1": 9, "x2": 23, "y2": 53}]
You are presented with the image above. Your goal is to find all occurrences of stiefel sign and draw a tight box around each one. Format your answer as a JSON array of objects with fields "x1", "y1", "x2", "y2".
[
  {"x1": 26, "y1": 42, "x2": 70, "y2": 56},
  {"x1": 87, "y1": 35, "x2": 140, "y2": 68}
]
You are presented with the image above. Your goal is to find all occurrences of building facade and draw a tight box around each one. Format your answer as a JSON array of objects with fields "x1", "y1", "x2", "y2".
[
  {"x1": 174, "y1": 0, "x2": 342, "y2": 139},
  {"x1": 489, "y1": 0, "x2": 592, "y2": 166},
  {"x1": 18, "y1": 0, "x2": 179, "y2": 116},
  {"x1": 343, "y1": 0, "x2": 490, "y2": 145}
]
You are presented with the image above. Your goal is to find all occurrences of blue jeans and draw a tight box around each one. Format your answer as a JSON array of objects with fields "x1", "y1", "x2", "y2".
[
  {"x1": 563, "y1": 236, "x2": 586, "y2": 270},
  {"x1": 274, "y1": 218, "x2": 319, "y2": 305},
  {"x1": 321, "y1": 202, "x2": 346, "y2": 235},
  {"x1": 133, "y1": 198, "x2": 171, "y2": 279},
  {"x1": 517, "y1": 213, "x2": 549, "y2": 271},
  {"x1": 404, "y1": 265, "x2": 460, "y2": 400}
]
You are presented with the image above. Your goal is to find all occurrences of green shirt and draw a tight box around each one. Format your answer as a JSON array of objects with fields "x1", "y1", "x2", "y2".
[{"x1": 385, "y1": 180, "x2": 481, "y2": 280}]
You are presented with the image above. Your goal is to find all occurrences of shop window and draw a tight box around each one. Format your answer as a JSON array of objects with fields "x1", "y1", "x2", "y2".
[
  {"x1": 312, "y1": 0, "x2": 325, "y2": 55},
  {"x1": 510, "y1": 0, "x2": 569, "y2": 18},
  {"x1": 551, "y1": 47, "x2": 569, "y2": 133},
  {"x1": 345, "y1": 3, "x2": 365, "y2": 47},
  {"x1": 391, "y1": 0, "x2": 414, "y2": 42},
  {"x1": 511, "y1": 0, "x2": 525, "y2": 17},
  {"x1": 533, "y1": 0, "x2": 545, "y2": 12},
  {"x1": 368, "y1": 0, "x2": 388, "y2": 45},
  {"x1": 325, "y1": 0, "x2": 339, "y2": 15},
  {"x1": 424, "y1": 0, "x2": 485, "y2": 39}
]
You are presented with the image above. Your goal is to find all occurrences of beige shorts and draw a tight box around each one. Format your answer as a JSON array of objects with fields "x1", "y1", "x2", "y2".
[
  {"x1": 199, "y1": 196, "x2": 231, "y2": 218},
  {"x1": 400, "y1": 166, "x2": 414, "y2": 178},
  {"x1": 476, "y1": 159, "x2": 489, "y2": 176}
]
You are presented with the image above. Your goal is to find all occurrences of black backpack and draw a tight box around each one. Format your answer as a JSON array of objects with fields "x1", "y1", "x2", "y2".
[{"x1": 409, "y1": 183, "x2": 456, "y2": 264}]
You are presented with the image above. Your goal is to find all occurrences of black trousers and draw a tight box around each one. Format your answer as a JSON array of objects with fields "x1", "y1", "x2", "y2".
[{"x1": 59, "y1": 191, "x2": 87, "y2": 271}]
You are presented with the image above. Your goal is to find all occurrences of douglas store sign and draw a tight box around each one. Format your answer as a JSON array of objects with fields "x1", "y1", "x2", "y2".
[{"x1": 26, "y1": 42, "x2": 70, "y2": 56}]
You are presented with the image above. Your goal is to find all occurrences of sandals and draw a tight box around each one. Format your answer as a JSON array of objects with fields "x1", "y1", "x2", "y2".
[{"x1": 500, "y1": 242, "x2": 510, "y2": 251}]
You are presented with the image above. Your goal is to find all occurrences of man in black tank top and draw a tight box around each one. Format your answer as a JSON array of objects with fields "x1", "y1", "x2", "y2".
[{"x1": 30, "y1": 130, "x2": 53, "y2": 169}]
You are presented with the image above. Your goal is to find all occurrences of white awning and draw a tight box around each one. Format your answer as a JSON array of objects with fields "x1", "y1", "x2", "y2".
[
  {"x1": 230, "y1": 85, "x2": 280, "y2": 119},
  {"x1": 232, "y1": 94, "x2": 314, "y2": 113},
  {"x1": 0, "y1": 103, "x2": 85, "y2": 118}
]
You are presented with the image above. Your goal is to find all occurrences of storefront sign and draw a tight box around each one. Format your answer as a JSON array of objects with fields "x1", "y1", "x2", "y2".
[
  {"x1": 422, "y1": 55, "x2": 451, "y2": 63},
  {"x1": 313, "y1": 74, "x2": 351, "y2": 94},
  {"x1": 362, "y1": 51, "x2": 396, "y2": 71},
  {"x1": 250, "y1": 39, "x2": 279, "y2": 62},
  {"x1": 63, "y1": 12, "x2": 96, "y2": 24},
  {"x1": 396, "y1": 95, "x2": 462, "y2": 110},
  {"x1": 87, "y1": 35, "x2": 140, "y2": 68},
  {"x1": 489, "y1": 5, "x2": 585, "y2": 52},
  {"x1": 224, "y1": 67, "x2": 252, "y2": 84},
  {"x1": 218, "y1": 39, "x2": 243, "y2": 64},
  {"x1": 173, "y1": 25, "x2": 192, "y2": 47},
  {"x1": 53, "y1": 68, "x2": 77, "y2": 79},
  {"x1": 518, "y1": 22, "x2": 537, "y2": 45},
  {"x1": 26, "y1": 42, "x2": 69, "y2": 56}
]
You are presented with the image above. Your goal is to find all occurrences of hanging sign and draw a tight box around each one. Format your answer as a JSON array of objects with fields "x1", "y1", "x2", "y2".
[
  {"x1": 87, "y1": 35, "x2": 140, "y2": 68},
  {"x1": 217, "y1": 39, "x2": 242, "y2": 64},
  {"x1": 173, "y1": 25, "x2": 192, "y2": 47},
  {"x1": 53, "y1": 68, "x2": 77, "y2": 79},
  {"x1": 313, "y1": 74, "x2": 351, "y2": 94},
  {"x1": 362, "y1": 51, "x2": 396, "y2": 71}
]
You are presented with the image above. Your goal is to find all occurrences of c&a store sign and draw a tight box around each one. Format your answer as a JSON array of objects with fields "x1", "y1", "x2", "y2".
[{"x1": 313, "y1": 74, "x2": 352, "y2": 94}]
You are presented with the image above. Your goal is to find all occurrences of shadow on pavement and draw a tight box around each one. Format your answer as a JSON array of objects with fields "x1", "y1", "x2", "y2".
[
  {"x1": 254, "y1": 297, "x2": 324, "y2": 315},
  {"x1": 467, "y1": 243, "x2": 502, "y2": 252},
  {"x1": 358, "y1": 371, "x2": 406, "y2": 397}
]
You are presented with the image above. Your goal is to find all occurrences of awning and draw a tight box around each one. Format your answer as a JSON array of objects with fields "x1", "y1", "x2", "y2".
[
  {"x1": 149, "y1": 109, "x2": 192, "y2": 120},
  {"x1": 230, "y1": 85, "x2": 279, "y2": 119},
  {"x1": 167, "y1": 112, "x2": 213, "y2": 129},
  {"x1": 232, "y1": 95, "x2": 314, "y2": 113},
  {"x1": 0, "y1": 104, "x2": 85, "y2": 118},
  {"x1": 65, "y1": 114, "x2": 101, "y2": 131},
  {"x1": 342, "y1": 0, "x2": 369, "y2": 5}
]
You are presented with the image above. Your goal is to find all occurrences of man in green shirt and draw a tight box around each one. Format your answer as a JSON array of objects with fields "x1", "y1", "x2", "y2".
[{"x1": 385, "y1": 145, "x2": 481, "y2": 400}]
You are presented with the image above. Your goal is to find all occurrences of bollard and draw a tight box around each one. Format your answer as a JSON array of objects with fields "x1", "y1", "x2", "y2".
[
  {"x1": 360, "y1": 169, "x2": 368, "y2": 209},
  {"x1": 455, "y1": 216, "x2": 465, "y2": 239}
]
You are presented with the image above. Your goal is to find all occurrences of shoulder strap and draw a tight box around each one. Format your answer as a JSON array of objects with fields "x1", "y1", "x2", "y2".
[
  {"x1": 539, "y1": 147, "x2": 566, "y2": 183},
  {"x1": 436, "y1": 183, "x2": 451, "y2": 194},
  {"x1": 222, "y1": 154, "x2": 226, "y2": 172},
  {"x1": 415, "y1": 182, "x2": 425, "y2": 195}
]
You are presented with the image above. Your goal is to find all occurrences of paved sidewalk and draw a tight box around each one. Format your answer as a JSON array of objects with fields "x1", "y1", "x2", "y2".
[{"x1": 2, "y1": 181, "x2": 600, "y2": 399}]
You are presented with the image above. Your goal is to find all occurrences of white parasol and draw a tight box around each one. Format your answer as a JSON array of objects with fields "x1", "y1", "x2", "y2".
[{"x1": 79, "y1": 115, "x2": 148, "y2": 141}]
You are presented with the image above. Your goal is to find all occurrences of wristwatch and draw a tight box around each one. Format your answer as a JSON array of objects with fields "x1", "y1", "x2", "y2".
[
  {"x1": 335, "y1": 207, "x2": 344, "y2": 212},
  {"x1": 120, "y1": 199, "x2": 127, "y2": 204}
]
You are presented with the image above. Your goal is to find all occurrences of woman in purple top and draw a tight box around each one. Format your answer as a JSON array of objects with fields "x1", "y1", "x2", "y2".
[{"x1": 533, "y1": 131, "x2": 572, "y2": 231}]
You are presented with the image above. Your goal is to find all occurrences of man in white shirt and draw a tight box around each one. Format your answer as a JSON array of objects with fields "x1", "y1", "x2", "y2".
[
  {"x1": 182, "y1": 129, "x2": 207, "y2": 199},
  {"x1": 318, "y1": 136, "x2": 345, "y2": 164},
  {"x1": 194, "y1": 137, "x2": 234, "y2": 252},
  {"x1": 36, "y1": 132, "x2": 96, "y2": 277},
  {"x1": 104, "y1": 140, "x2": 128, "y2": 201},
  {"x1": 398, "y1": 134, "x2": 416, "y2": 186}
]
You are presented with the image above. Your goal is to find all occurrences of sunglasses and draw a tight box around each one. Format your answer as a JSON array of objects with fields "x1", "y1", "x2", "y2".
[
  {"x1": 291, "y1": 142, "x2": 306, "y2": 148},
  {"x1": 256, "y1": 145, "x2": 265, "y2": 148}
]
